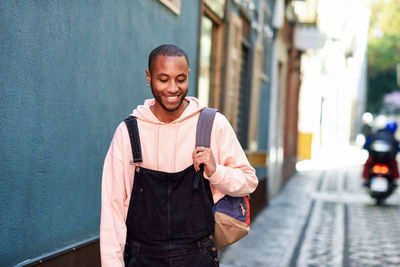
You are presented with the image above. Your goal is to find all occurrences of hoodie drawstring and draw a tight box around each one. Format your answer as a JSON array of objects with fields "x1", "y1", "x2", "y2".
[
  {"x1": 155, "y1": 123, "x2": 159, "y2": 170},
  {"x1": 173, "y1": 122, "x2": 179, "y2": 170}
]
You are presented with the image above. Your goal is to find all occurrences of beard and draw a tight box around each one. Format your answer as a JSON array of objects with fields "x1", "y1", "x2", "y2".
[{"x1": 150, "y1": 82, "x2": 187, "y2": 112}]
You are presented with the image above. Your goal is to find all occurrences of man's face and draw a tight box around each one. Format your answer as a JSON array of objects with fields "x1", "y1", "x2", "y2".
[{"x1": 147, "y1": 55, "x2": 190, "y2": 112}]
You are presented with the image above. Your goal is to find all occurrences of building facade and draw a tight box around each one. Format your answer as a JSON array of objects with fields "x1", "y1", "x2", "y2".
[{"x1": 1, "y1": 0, "x2": 311, "y2": 265}]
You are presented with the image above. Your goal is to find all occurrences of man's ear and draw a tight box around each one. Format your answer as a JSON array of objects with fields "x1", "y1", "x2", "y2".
[
  {"x1": 146, "y1": 69, "x2": 151, "y2": 86},
  {"x1": 188, "y1": 68, "x2": 191, "y2": 76}
]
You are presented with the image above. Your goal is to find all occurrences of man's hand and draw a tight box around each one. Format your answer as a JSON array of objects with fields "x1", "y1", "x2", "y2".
[{"x1": 192, "y1": 146, "x2": 216, "y2": 177}]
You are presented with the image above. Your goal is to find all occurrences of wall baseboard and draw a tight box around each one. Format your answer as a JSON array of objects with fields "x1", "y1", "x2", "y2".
[{"x1": 15, "y1": 236, "x2": 100, "y2": 267}]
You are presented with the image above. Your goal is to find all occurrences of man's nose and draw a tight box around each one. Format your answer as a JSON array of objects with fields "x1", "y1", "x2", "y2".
[{"x1": 167, "y1": 80, "x2": 178, "y2": 93}]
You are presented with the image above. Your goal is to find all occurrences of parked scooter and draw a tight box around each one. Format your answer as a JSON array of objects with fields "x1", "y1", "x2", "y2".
[{"x1": 363, "y1": 120, "x2": 399, "y2": 204}]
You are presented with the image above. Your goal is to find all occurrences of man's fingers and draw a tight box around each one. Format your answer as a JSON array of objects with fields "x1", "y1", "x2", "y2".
[
  {"x1": 193, "y1": 147, "x2": 215, "y2": 174},
  {"x1": 193, "y1": 150, "x2": 204, "y2": 172},
  {"x1": 193, "y1": 147, "x2": 203, "y2": 159},
  {"x1": 194, "y1": 146, "x2": 205, "y2": 154}
]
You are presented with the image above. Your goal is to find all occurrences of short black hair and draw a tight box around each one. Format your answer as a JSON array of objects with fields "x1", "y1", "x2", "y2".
[{"x1": 148, "y1": 44, "x2": 189, "y2": 74}]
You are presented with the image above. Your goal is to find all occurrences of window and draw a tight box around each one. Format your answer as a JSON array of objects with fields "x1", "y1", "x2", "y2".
[
  {"x1": 198, "y1": 16, "x2": 213, "y2": 107},
  {"x1": 235, "y1": 14, "x2": 252, "y2": 150},
  {"x1": 223, "y1": 12, "x2": 242, "y2": 128},
  {"x1": 248, "y1": 0, "x2": 273, "y2": 151},
  {"x1": 158, "y1": 0, "x2": 181, "y2": 15},
  {"x1": 197, "y1": 3, "x2": 225, "y2": 109},
  {"x1": 204, "y1": 0, "x2": 225, "y2": 19}
]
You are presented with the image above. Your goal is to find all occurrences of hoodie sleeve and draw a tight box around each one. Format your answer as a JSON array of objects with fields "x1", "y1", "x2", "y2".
[
  {"x1": 206, "y1": 113, "x2": 259, "y2": 197},
  {"x1": 100, "y1": 124, "x2": 128, "y2": 267}
]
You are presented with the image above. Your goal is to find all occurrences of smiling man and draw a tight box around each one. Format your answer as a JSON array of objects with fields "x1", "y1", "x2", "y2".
[{"x1": 100, "y1": 44, "x2": 258, "y2": 267}]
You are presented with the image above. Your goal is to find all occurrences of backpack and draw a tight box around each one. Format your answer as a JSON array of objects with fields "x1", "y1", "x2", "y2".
[{"x1": 195, "y1": 107, "x2": 251, "y2": 250}]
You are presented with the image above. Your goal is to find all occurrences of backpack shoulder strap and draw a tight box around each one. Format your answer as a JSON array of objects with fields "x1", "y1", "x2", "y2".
[
  {"x1": 194, "y1": 108, "x2": 217, "y2": 205},
  {"x1": 124, "y1": 116, "x2": 143, "y2": 164},
  {"x1": 196, "y1": 108, "x2": 217, "y2": 148}
]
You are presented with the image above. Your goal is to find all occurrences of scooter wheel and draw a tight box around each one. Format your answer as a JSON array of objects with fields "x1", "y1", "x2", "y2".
[{"x1": 376, "y1": 198, "x2": 384, "y2": 205}]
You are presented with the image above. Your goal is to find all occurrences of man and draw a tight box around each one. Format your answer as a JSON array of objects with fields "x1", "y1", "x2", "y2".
[
  {"x1": 100, "y1": 44, "x2": 258, "y2": 267},
  {"x1": 362, "y1": 120, "x2": 399, "y2": 184}
]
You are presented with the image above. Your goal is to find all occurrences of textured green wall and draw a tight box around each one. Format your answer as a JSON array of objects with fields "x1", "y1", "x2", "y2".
[{"x1": 0, "y1": 0, "x2": 200, "y2": 265}]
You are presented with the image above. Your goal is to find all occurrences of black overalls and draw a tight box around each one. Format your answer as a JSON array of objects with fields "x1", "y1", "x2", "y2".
[{"x1": 123, "y1": 117, "x2": 218, "y2": 267}]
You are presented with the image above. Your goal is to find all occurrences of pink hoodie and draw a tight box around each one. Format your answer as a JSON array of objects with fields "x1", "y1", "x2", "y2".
[{"x1": 100, "y1": 97, "x2": 258, "y2": 266}]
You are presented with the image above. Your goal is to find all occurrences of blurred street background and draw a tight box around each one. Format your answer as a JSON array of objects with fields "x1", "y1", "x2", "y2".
[
  {"x1": 1, "y1": 0, "x2": 400, "y2": 266},
  {"x1": 221, "y1": 146, "x2": 400, "y2": 266}
]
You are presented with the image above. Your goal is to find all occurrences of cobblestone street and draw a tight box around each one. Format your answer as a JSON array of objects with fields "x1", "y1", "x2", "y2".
[{"x1": 220, "y1": 147, "x2": 400, "y2": 267}]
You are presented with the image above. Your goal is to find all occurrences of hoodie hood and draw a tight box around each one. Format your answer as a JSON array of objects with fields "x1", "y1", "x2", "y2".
[{"x1": 131, "y1": 96, "x2": 206, "y2": 124}]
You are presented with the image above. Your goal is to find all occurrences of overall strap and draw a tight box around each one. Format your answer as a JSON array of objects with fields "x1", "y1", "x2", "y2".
[
  {"x1": 194, "y1": 108, "x2": 217, "y2": 206},
  {"x1": 124, "y1": 116, "x2": 143, "y2": 164}
]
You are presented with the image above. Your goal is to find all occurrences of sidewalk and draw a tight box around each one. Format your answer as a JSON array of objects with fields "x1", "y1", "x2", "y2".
[{"x1": 220, "y1": 169, "x2": 320, "y2": 267}]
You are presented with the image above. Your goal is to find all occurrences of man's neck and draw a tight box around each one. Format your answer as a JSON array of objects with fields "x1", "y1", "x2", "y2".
[{"x1": 150, "y1": 100, "x2": 189, "y2": 123}]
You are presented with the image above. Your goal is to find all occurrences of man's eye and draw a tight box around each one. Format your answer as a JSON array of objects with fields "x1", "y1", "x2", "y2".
[
  {"x1": 177, "y1": 79, "x2": 185, "y2": 83},
  {"x1": 160, "y1": 79, "x2": 168, "y2": 82}
]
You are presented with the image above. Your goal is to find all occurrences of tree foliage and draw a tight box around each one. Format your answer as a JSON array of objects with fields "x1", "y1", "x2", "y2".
[{"x1": 367, "y1": 0, "x2": 400, "y2": 113}]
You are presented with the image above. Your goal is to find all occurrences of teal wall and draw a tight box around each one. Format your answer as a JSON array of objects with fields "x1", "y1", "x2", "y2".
[{"x1": 0, "y1": 0, "x2": 200, "y2": 265}]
